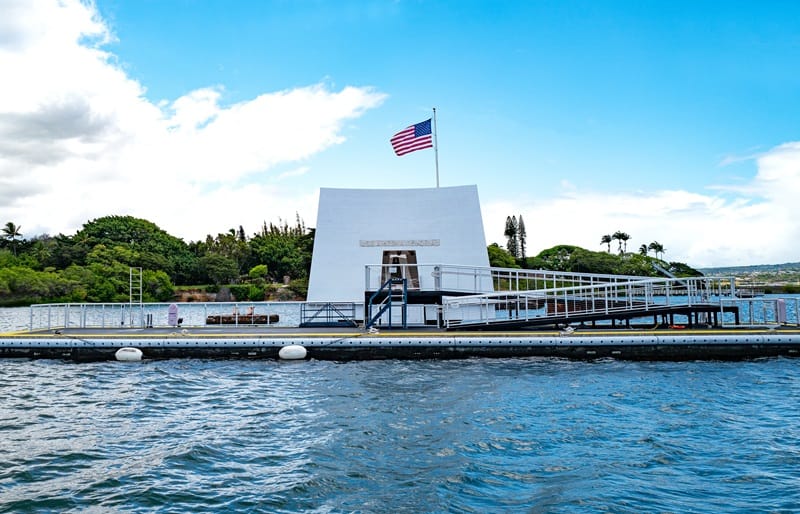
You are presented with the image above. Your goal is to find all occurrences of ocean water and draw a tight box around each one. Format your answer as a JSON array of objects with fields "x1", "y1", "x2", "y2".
[{"x1": 1, "y1": 356, "x2": 799, "y2": 513}]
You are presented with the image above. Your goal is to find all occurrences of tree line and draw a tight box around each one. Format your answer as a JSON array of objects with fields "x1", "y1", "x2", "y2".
[
  {"x1": 1, "y1": 214, "x2": 703, "y2": 306},
  {"x1": 494, "y1": 220, "x2": 701, "y2": 277},
  {"x1": 0, "y1": 215, "x2": 313, "y2": 306}
]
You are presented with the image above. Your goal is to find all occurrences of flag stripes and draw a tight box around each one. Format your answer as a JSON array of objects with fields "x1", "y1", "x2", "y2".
[{"x1": 390, "y1": 118, "x2": 433, "y2": 156}]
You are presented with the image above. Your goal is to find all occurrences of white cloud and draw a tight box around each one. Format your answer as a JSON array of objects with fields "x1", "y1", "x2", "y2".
[
  {"x1": 2, "y1": 1, "x2": 798, "y2": 271},
  {"x1": 276, "y1": 166, "x2": 311, "y2": 181},
  {"x1": 0, "y1": 0, "x2": 385, "y2": 241},
  {"x1": 484, "y1": 143, "x2": 800, "y2": 268}
]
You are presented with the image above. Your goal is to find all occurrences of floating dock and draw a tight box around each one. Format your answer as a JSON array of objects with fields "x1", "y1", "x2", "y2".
[{"x1": 1, "y1": 326, "x2": 800, "y2": 362}]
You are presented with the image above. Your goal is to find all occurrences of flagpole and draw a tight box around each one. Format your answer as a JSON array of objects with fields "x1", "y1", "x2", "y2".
[{"x1": 433, "y1": 107, "x2": 440, "y2": 188}]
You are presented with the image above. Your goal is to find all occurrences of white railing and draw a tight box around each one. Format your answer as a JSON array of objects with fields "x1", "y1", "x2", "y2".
[
  {"x1": 363, "y1": 264, "x2": 757, "y2": 329},
  {"x1": 26, "y1": 268, "x2": 798, "y2": 331},
  {"x1": 364, "y1": 264, "x2": 669, "y2": 295},
  {"x1": 440, "y1": 275, "x2": 737, "y2": 328},
  {"x1": 27, "y1": 302, "x2": 304, "y2": 331},
  {"x1": 720, "y1": 297, "x2": 800, "y2": 327}
]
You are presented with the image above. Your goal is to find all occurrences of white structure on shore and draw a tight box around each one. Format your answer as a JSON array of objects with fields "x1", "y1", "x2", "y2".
[{"x1": 307, "y1": 185, "x2": 491, "y2": 303}]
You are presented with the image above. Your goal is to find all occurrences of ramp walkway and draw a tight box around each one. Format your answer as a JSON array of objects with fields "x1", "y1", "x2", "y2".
[
  {"x1": 363, "y1": 264, "x2": 795, "y2": 330},
  {"x1": 441, "y1": 274, "x2": 737, "y2": 330}
]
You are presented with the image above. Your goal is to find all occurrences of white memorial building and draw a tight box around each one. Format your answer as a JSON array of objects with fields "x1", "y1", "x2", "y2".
[{"x1": 307, "y1": 185, "x2": 492, "y2": 310}]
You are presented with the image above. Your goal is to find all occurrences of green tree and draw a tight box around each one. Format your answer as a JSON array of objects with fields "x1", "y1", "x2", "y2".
[
  {"x1": 248, "y1": 264, "x2": 269, "y2": 281},
  {"x1": 0, "y1": 249, "x2": 17, "y2": 268},
  {"x1": 612, "y1": 231, "x2": 630, "y2": 254},
  {"x1": 61, "y1": 262, "x2": 127, "y2": 302},
  {"x1": 28, "y1": 236, "x2": 57, "y2": 270},
  {"x1": 249, "y1": 218, "x2": 313, "y2": 281},
  {"x1": 487, "y1": 243, "x2": 519, "y2": 268},
  {"x1": 143, "y1": 269, "x2": 176, "y2": 301},
  {"x1": 527, "y1": 245, "x2": 673, "y2": 277},
  {"x1": 200, "y1": 253, "x2": 239, "y2": 285},
  {"x1": 620, "y1": 233, "x2": 631, "y2": 253},
  {"x1": 567, "y1": 248, "x2": 619, "y2": 275},
  {"x1": 75, "y1": 215, "x2": 196, "y2": 284},
  {"x1": 600, "y1": 234, "x2": 612, "y2": 253},
  {"x1": 504, "y1": 216, "x2": 519, "y2": 258},
  {"x1": 206, "y1": 229, "x2": 250, "y2": 275},
  {"x1": 2, "y1": 222, "x2": 23, "y2": 256},
  {"x1": 528, "y1": 245, "x2": 583, "y2": 272},
  {"x1": 517, "y1": 215, "x2": 527, "y2": 259},
  {"x1": 0, "y1": 266, "x2": 78, "y2": 306},
  {"x1": 616, "y1": 253, "x2": 654, "y2": 276},
  {"x1": 639, "y1": 244, "x2": 648, "y2": 256},
  {"x1": 668, "y1": 261, "x2": 702, "y2": 277},
  {"x1": 649, "y1": 241, "x2": 665, "y2": 260}
]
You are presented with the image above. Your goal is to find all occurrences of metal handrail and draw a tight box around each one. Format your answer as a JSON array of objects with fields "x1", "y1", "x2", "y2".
[
  {"x1": 440, "y1": 275, "x2": 735, "y2": 328},
  {"x1": 26, "y1": 301, "x2": 300, "y2": 331},
  {"x1": 364, "y1": 263, "x2": 670, "y2": 295},
  {"x1": 300, "y1": 302, "x2": 358, "y2": 327},
  {"x1": 366, "y1": 278, "x2": 408, "y2": 329}
]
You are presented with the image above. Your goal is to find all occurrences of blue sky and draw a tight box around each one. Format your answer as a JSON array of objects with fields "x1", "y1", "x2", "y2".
[{"x1": 2, "y1": 0, "x2": 800, "y2": 267}]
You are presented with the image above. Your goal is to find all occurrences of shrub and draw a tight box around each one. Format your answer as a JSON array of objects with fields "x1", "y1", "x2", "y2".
[
  {"x1": 227, "y1": 284, "x2": 250, "y2": 302},
  {"x1": 247, "y1": 284, "x2": 265, "y2": 301},
  {"x1": 288, "y1": 278, "x2": 308, "y2": 298}
]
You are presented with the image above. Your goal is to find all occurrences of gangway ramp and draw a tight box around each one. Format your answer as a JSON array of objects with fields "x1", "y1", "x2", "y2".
[
  {"x1": 362, "y1": 264, "x2": 743, "y2": 330},
  {"x1": 363, "y1": 264, "x2": 658, "y2": 328},
  {"x1": 442, "y1": 275, "x2": 739, "y2": 330}
]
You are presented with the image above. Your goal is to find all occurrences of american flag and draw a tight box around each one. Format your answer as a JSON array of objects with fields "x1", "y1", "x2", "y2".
[{"x1": 390, "y1": 118, "x2": 433, "y2": 156}]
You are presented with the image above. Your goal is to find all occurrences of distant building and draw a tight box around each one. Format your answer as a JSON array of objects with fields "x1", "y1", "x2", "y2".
[{"x1": 307, "y1": 185, "x2": 491, "y2": 303}]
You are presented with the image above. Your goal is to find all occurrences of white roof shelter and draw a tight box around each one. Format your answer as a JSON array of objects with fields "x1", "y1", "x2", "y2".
[{"x1": 307, "y1": 185, "x2": 490, "y2": 302}]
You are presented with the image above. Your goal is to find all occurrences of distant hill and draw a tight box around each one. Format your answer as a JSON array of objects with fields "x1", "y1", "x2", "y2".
[{"x1": 701, "y1": 262, "x2": 800, "y2": 276}]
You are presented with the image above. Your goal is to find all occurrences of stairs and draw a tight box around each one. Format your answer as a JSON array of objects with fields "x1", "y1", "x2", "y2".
[{"x1": 366, "y1": 277, "x2": 408, "y2": 329}]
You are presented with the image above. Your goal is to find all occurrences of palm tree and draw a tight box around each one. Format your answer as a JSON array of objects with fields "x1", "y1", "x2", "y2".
[
  {"x1": 612, "y1": 231, "x2": 630, "y2": 254},
  {"x1": 601, "y1": 234, "x2": 612, "y2": 253},
  {"x1": 649, "y1": 241, "x2": 665, "y2": 260},
  {"x1": 2, "y1": 222, "x2": 22, "y2": 256},
  {"x1": 639, "y1": 244, "x2": 648, "y2": 256},
  {"x1": 611, "y1": 231, "x2": 622, "y2": 253},
  {"x1": 620, "y1": 232, "x2": 630, "y2": 253},
  {"x1": 31, "y1": 239, "x2": 52, "y2": 266}
]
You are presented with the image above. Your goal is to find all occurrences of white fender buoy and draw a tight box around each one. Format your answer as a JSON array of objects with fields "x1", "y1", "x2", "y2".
[
  {"x1": 115, "y1": 347, "x2": 143, "y2": 362},
  {"x1": 278, "y1": 345, "x2": 307, "y2": 360}
]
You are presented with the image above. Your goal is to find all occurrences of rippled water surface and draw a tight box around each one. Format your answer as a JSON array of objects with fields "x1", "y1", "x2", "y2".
[{"x1": 2, "y1": 357, "x2": 800, "y2": 513}]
